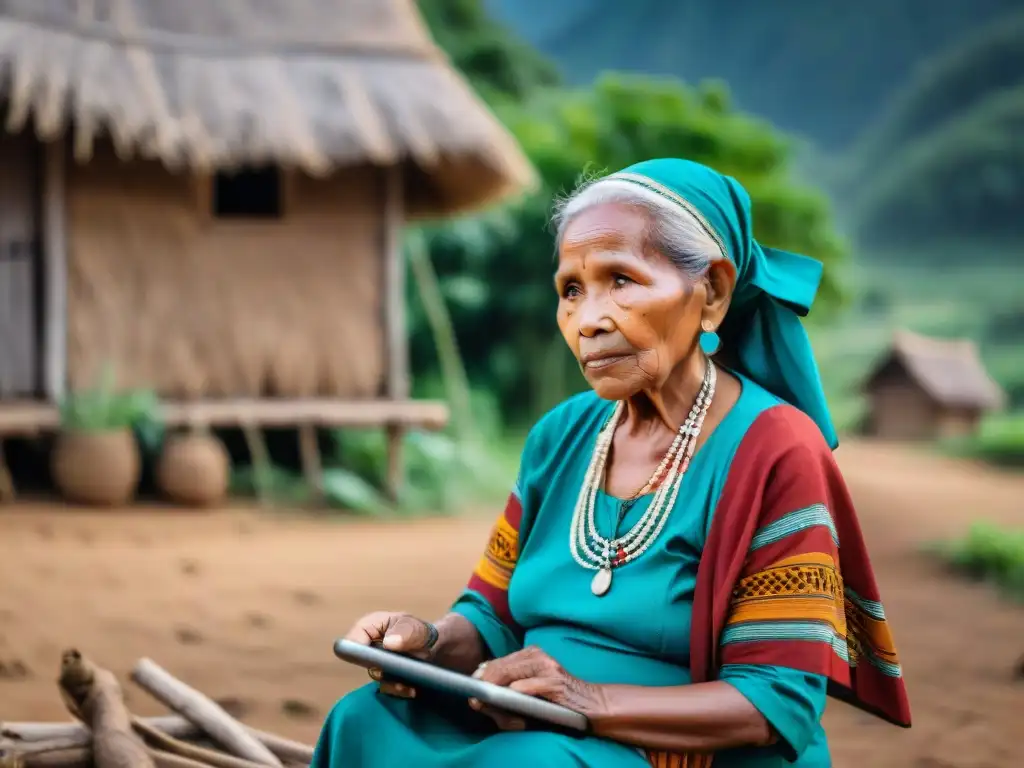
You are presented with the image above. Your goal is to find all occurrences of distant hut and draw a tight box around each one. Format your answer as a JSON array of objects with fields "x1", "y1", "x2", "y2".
[
  {"x1": 861, "y1": 330, "x2": 1005, "y2": 441},
  {"x1": 0, "y1": 0, "x2": 534, "y2": 495}
]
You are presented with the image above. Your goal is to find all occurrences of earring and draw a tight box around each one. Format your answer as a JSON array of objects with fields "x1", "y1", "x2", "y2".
[{"x1": 700, "y1": 321, "x2": 720, "y2": 355}]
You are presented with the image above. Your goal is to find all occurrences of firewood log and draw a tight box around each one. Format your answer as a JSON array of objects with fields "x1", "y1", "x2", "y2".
[
  {"x1": 133, "y1": 720, "x2": 270, "y2": 768},
  {"x1": 57, "y1": 650, "x2": 155, "y2": 768},
  {"x1": 131, "y1": 659, "x2": 281, "y2": 766},
  {"x1": 0, "y1": 720, "x2": 312, "y2": 765}
]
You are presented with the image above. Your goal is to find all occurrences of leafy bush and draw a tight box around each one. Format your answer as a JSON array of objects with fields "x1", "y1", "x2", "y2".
[
  {"x1": 943, "y1": 412, "x2": 1024, "y2": 468},
  {"x1": 930, "y1": 522, "x2": 1024, "y2": 601},
  {"x1": 226, "y1": 387, "x2": 522, "y2": 515},
  {"x1": 327, "y1": 385, "x2": 519, "y2": 514},
  {"x1": 330, "y1": 429, "x2": 515, "y2": 514}
]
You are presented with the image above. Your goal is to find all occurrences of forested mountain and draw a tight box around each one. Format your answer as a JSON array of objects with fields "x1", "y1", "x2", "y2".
[
  {"x1": 484, "y1": 0, "x2": 1020, "y2": 149},
  {"x1": 842, "y1": 12, "x2": 1024, "y2": 246}
]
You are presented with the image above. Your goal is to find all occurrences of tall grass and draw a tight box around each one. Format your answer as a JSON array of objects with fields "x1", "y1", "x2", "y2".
[{"x1": 929, "y1": 522, "x2": 1024, "y2": 602}]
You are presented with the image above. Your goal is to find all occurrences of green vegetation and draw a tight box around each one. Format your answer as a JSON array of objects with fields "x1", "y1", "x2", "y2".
[
  {"x1": 853, "y1": 86, "x2": 1024, "y2": 244},
  {"x1": 230, "y1": 424, "x2": 519, "y2": 515},
  {"x1": 826, "y1": 7, "x2": 1024, "y2": 250},
  {"x1": 59, "y1": 364, "x2": 164, "y2": 454},
  {"x1": 930, "y1": 522, "x2": 1024, "y2": 601},
  {"x1": 942, "y1": 413, "x2": 1024, "y2": 468},
  {"x1": 419, "y1": 0, "x2": 560, "y2": 102},
  {"x1": 843, "y1": 11, "x2": 1024, "y2": 188},
  {"x1": 485, "y1": 0, "x2": 1018, "y2": 148},
  {"x1": 809, "y1": 254, "x2": 1024, "y2": 433},
  {"x1": 59, "y1": 366, "x2": 159, "y2": 432}
]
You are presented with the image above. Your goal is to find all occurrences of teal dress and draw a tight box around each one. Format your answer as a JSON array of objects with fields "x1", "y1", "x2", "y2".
[{"x1": 313, "y1": 378, "x2": 831, "y2": 767}]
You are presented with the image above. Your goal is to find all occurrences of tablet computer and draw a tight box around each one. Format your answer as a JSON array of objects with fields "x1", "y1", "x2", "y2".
[{"x1": 333, "y1": 638, "x2": 590, "y2": 733}]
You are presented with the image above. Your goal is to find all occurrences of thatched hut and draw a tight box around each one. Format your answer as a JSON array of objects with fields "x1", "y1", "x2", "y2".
[
  {"x1": 861, "y1": 330, "x2": 1005, "y2": 441},
  {"x1": 0, "y1": 0, "x2": 534, "y2": 496}
]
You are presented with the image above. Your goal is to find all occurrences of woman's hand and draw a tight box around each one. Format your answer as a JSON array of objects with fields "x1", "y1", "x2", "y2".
[
  {"x1": 470, "y1": 646, "x2": 608, "y2": 730},
  {"x1": 343, "y1": 611, "x2": 437, "y2": 699}
]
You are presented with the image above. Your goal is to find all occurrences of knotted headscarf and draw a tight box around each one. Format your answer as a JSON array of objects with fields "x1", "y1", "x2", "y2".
[{"x1": 607, "y1": 158, "x2": 838, "y2": 449}]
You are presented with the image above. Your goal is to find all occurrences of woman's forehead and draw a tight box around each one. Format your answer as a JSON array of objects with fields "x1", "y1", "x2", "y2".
[{"x1": 559, "y1": 203, "x2": 648, "y2": 251}]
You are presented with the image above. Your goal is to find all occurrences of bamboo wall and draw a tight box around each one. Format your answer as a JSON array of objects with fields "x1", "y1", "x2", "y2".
[
  {"x1": 0, "y1": 132, "x2": 39, "y2": 397},
  {"x1": 65, "y1": 145, "x2": 386, "y2": 399}
]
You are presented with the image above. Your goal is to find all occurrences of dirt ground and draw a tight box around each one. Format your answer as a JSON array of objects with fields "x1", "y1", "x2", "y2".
[{"x1": 1, "y1": 439, "x2": 1022, "y2": 767}]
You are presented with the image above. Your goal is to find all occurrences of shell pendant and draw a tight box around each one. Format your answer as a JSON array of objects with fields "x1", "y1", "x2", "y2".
[{"x1": 591, "y1": 567, "x2": 613, "y2": 597}]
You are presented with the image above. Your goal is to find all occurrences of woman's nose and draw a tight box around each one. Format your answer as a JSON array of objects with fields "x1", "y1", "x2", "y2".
[{"x1": 576, "y1": 296, "x2": 616, "y2": 337}]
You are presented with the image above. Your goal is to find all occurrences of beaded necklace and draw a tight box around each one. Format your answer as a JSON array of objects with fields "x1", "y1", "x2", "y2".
[{"x1": 569, "y1": 362, "x2": 716, "y2": 596}]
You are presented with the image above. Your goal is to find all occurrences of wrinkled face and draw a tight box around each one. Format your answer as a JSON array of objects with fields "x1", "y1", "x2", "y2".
[{"x1": 555, "y1": 203, "x2": 708, "y2": 400}]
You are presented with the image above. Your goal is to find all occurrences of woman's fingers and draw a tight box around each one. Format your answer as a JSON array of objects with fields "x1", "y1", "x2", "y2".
[
  {"x1": 343, "y1": 611, "x2": 396, "y2": 645},
  {"x1": 507, "y1": 677, "x2": 551, "y2": 697},
  {"x1": 468, "y1": 698, "x2": 525, "y2": 731},
  {"x1": 376, "y1": 670, "x2": 417, "y2": 699},
  {"x1": 475, "y1": 646, "x2": 557, "y2": 687},
  {"x1": 379, "y1": 680, "x2": 417, "y2": 698},
  {"x1": 381, "y1": 615, "x2": 433, "y2": 657}
]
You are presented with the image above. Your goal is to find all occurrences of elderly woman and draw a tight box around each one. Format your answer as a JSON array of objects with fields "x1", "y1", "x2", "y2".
[{"x1": 312, "y1": 159, "x2": 911, "y2": 767}]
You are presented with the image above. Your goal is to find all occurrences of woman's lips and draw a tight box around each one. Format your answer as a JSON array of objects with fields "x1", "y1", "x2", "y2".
[{"x1": 582, "y1": 353, "x2": 631, "y2": 369}]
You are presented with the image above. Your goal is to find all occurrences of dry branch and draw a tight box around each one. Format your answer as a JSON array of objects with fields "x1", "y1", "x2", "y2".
[
  {"x1": 132, "y1": 720, "x2": 269, "y2": 768},
  {"x1": 0, "y1": 738, "x2": 85, "y2": 756},
  {"x1": 149, "y1": 748, "x2": 232, "y2": 768},
  {"x1": 12, "y1": 746, "x2": 89, "y2": 767},
  {"x1": 2, "y1": 717, "x2": 186, "y2": 747},
  {"x1": 0, "y1": 720, "x2": 313, "y2": 765},
  {"x1": 131, "y1": 659, "x2": 282, "y2": 767},
  {"x1": 57, "y1": 649, "x2": 155, "y2": 768},
  {"x1": 1, "y1": 746, "x2": 238, "y2": 768}
]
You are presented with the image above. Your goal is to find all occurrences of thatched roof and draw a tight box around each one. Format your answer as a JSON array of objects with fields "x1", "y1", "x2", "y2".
[
  {"x1": 0, "y1": 0, "x2": 536, "y2": 216},
  {"x1": 865, "y1": 329, "x2": 1005, "y2": 410}
]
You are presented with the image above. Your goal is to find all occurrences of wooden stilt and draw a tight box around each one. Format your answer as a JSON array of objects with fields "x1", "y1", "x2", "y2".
[
  {"x1": 382, "y1": 165, "x2": 407, "y2": 505},
  {"x1": 0, "y1": 437, "x2": 14, "y2": 503},
  {"x1": 297, "y1": 424, "x2": 323, "y2": 507},
  {"x1": 384, "y1": 424, "x2": 404, "y2": 504}
]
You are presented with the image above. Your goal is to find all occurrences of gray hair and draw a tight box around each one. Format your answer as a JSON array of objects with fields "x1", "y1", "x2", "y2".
[{"x1": 551, "y1": 176, "x2": 723, "y2": 279}]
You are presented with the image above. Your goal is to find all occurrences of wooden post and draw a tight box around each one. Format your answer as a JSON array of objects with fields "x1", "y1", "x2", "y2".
[
  {"x1": 297, "y1": 423, "x2": 323, "y2": 507},
  {"x1": 41, "y1": 139, "x2": 68, "y2": 404},
  {"x1": 0, "y1": 437, "x2": 13, "y2": 503},
  {"x1": 383, "y1": 164, "x2": 407, "y2": 502}
]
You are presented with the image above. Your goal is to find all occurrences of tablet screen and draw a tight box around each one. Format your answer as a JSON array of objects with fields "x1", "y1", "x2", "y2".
[{"x1": 333, "y1": 638, "x2": 590, "y2": 733}]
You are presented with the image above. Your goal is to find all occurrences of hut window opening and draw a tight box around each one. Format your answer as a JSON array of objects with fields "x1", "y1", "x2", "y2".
[{"x1": 212, "y1": 166, "x2": 283, "y2": 219}]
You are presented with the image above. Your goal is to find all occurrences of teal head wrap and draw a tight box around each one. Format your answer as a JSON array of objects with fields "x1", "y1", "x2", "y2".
[{"x1": 607, "y1": 158, "x2": 838, "y2": 449}]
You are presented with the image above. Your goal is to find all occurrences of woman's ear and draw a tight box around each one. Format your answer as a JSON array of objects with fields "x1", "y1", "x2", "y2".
[{"x1": 703, "y1": 258, "x2": 736, "y2": 328}]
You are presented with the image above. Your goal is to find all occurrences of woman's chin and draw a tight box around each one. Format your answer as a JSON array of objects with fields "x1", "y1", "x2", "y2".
[{"x1": 586, "y1": 376, "x2": 640, "y2": 402}]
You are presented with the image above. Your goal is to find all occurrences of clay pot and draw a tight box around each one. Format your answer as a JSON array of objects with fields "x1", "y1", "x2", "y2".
[
  {"x1": 156, "y1": 432, "x2": 230, "y2": 507},
  {"x1": 52, "y1": 429, "x2": 141, "y2": 506}
]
